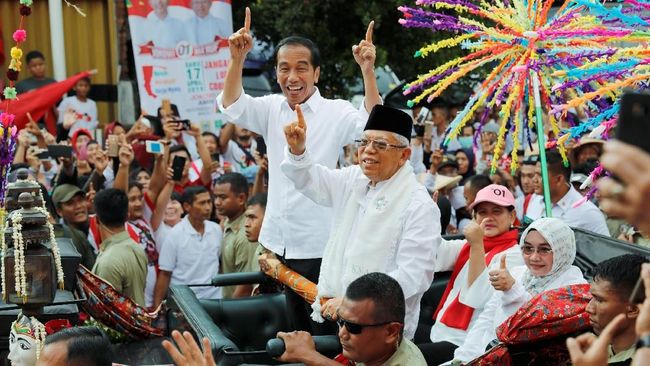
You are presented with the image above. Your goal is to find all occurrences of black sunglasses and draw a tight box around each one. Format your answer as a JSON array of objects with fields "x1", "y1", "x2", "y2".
[{"x1": 335, "y1": 313, "x2": 397, "y2": 335}]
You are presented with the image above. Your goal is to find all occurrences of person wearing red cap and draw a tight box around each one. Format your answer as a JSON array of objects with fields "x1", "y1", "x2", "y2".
[{"x1": 420, "y1": 184, "x2": 525, "y2": 365}]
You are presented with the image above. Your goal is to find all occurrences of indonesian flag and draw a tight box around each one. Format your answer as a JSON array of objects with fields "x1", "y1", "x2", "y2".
[{"x1": 0, "y1": 71, "x2": 91, "y2": 134}]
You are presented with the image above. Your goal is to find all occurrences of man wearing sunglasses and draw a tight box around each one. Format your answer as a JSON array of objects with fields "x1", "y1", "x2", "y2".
[
  {"x1": 281, "y1": 104, "x2": 440, "y2": 340},
  {"x1": 277, "y1": 273, "x2": 427, "y2": 365}
]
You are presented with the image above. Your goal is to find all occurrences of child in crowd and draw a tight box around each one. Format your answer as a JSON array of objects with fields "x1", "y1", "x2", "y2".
[
  {"x1": 15, "y1": 50, "x2": 56, "y2": 94},
  {"x1": 57, "y1": 77, "x2": 99, "y2": 137},
  {"x1": 16, "y1": 50, "x2": 58, "y2": 130}
]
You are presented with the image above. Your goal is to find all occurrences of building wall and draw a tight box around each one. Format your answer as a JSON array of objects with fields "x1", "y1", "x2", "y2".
[{"x1": 1, "y1": 0, "x2": 119, "y2": 126}]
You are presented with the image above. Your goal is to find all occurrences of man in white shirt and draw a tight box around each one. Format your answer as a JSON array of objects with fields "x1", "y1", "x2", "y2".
[
  {"x1": 218, "y1": 123, "x2": 258, "y2": 173},
  {"x1": 279, "y1": 104, "x2": 440, "y2": 340},
  {"x1": 153, "y1": 186, "x2": 222, "y2": 308},
  {"x1": 217, "y1": 8, "x2": 382, "y2": 333},
  {"x1": 187, "y1": 0, "x2": 229, "y2": 45},
  {"x1": 524, "y1": 150, "x2": 609, "y2": 236},
  {"x1": 141, "y1": 0, "x2": 187, "y2": 48}
]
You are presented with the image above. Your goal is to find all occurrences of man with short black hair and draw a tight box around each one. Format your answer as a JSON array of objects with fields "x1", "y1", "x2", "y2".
[
  {"x1": 154, "y1": 186, "x2": 222, "y2": 308},
  {"x1": 244, "y1": 193, "x2": 267, "y2": 244},
  {"x1": 463, "y1": 174, "x2": 493, "y2": 208},
  {"x1": 215, "y1": 173, "x2": 257, "y2": 298},
  {"x1": 36, "y1": 326, "x2": 113, "y2": 366},
  {"x1": 277, "y1": 272, "x2": 426, "y2": 365},
  {"x1": 514, "y1": 156, "x2": 540, "y2": 222},
  {"x1": 91, "y1": 188, "x2": 148, "y2": 305},
  {"x1": 218, "y1": 8, "x2": 382, "y2": 333},
  {"x1": 576, "y1": 254, "x2": 649, "y2": 365},
  {"x1": 523, "y1": 150, "x2": 609, "y2": 235}
]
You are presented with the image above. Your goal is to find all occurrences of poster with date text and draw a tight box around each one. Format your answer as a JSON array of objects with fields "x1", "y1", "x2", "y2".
[{"x1": 126, "y1": 0, "x2": 232, "y2": 132}]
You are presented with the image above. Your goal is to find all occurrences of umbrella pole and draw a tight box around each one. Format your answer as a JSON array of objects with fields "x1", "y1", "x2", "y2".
[{"x1": 531, "y1": 72, "x2": 553, "y2": 217}]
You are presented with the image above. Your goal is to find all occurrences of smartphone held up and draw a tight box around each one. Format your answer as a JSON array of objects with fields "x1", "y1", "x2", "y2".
[
  {"x1": 617, "y1": 92, "x2": 650, "y2": 154},
  {"x1": 171, "y1": 155, "x2": 186, "y2": 181}
]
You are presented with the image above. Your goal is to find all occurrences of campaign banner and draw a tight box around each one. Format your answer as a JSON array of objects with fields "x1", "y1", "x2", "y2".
[{"x1": 126, "y1": 0, "x2": 232, "y2": 132}]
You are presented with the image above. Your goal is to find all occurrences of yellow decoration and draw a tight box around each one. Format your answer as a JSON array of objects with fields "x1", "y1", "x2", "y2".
[
  {"x1": 10, "y1": 47, "x2": 22, "y2": 60},
  {"x1": 8, "y1": 59, "x2": 21, "y2": 72},
  {"x1": 417, "y1": 34, "x2": 475, "y2": 58}
]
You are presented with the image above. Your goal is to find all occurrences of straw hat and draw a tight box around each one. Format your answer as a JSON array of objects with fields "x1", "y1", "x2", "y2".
[
  {"x1": 570, "y1": 138, "x2": 604, "y2": 163},
  {"x1": 433, "y1": 174, "x2": 463, "y2": 192}
]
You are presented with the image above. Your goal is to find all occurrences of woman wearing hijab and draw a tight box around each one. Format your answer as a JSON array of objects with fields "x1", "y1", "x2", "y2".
[
  {"x1": 448, "y1": 217, "x2": 587, "y2": 364},
  {"x1": 419, "y1": 184, "x2": 525, "y2": 364},
  {"x1": 455, "y1": 148, "x2": 476, "y2": 186}
]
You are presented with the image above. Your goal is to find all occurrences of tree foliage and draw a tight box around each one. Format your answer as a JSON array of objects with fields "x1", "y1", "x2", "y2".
[{"x1": 232, "y1": 0, "x2": 474, "y2": 101}]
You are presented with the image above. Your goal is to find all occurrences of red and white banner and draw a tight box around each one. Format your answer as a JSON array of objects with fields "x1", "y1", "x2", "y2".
[{"x1": 126, "y1": 0, "x2": 232, "y2": 130}]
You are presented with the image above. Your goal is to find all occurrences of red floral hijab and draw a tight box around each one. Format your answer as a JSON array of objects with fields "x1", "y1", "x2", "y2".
[{"x1": 466, "y1": 284, "x2": 592, "y2": 365}]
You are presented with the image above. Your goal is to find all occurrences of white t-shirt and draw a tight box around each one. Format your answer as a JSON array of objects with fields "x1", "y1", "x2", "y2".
[
  {"x1": 158, "y1": 216, "x2": 223, "y2": 299},
  {"x1": 222, "y1": 139, "x2": 257, "y2": 172},
  {"x1": 57, "y1": 96, "x2": 98, "y2": 135}
]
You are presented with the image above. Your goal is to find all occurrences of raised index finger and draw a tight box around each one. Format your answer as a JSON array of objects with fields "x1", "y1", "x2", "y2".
[
  {"x1": 244, "y1": 7, "x2": 251, "y2": 32},
  {"x1": 295, "y1": 104, "x2": 306, "y2": 129},
  {"x1": 365, "y1": 20, "x2": 374, "y2": 43}
]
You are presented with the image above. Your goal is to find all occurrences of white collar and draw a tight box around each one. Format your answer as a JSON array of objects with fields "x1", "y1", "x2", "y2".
[
  {"x1": 181, "y1": 216, "x2": 212, "y2": 236},
  {"x1": 281, "y1": 87, "x2": 323, "y2": 113},
  {"x1": 555, "y1": 186, "x2": 582, "y2": 212}
]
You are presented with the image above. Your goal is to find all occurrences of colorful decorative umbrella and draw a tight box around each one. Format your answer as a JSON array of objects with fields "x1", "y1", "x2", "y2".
[{"x1": 400, "y1": 0, "x2": 650, "y2": 215}]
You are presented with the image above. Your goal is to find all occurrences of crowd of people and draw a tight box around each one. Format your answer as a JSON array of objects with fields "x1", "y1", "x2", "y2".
[{"x1": 6, "y1": 5, "x2": 650, "y2": 366}]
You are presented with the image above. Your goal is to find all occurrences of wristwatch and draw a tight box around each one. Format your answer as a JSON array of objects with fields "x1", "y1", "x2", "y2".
[{"x1": 636, "y1": 334, "x2": 650, "y2": 349}]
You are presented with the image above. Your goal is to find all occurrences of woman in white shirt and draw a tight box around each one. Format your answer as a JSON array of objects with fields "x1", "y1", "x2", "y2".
[
  {"x1": 448, "y1": 217, "x2": 587, "y2": 364},
  {"x1": 420, "y1": 184, "x2": 525, "y2": 365}
]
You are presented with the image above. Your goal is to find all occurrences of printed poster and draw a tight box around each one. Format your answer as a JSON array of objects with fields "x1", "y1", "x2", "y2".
[{"x1": 126, "y1": 0, "x2": 232, "y2": 132}]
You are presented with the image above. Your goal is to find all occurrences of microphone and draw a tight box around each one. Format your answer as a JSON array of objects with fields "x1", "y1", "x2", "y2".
[{"x1": 266, "y1": 335, "x2": 342, "y2": 358}]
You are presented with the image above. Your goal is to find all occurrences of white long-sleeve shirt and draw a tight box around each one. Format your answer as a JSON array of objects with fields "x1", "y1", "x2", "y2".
[
  {"x1": 217, "y1": 88, "x2": 369, "y2": 259},
  {"x1": 452, "y1": 265, "x2": 587, "y2": 363},
  {"x1": 524, "y1": 187, "x2": 610, "y2": 236},
  {"x1": 280, "y1": 148, "x2": 441, "y2": 339},
  {"x1": 430, "y1": 239, "x2": 525, "y2": 346}
]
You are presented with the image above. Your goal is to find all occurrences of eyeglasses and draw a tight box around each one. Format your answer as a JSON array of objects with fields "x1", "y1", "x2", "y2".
[
  {"x1": 521, "y1": 245, "x2": 553, "y2": 256},
  {"x1": 335, "y1": 312, "x2": 397, "y2": 334},
  {"x1": 354, "y1": 138, "x2": 407, "y2": 151}
]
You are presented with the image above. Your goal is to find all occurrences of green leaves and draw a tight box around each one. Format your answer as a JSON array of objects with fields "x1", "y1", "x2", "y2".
[{"x1": 234, "y1": 0, "x2": 474, "y2": 101}]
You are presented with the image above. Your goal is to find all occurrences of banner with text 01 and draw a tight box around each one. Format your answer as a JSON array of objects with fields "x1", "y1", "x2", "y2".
[{"x1": 126, "y1": 0, "x2": 232, "y2": 132}]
